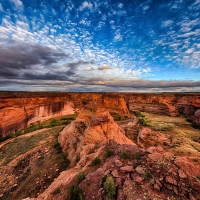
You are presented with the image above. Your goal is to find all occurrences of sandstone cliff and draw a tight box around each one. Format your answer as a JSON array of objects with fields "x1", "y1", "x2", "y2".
[
  {"x1": 0, "y1": 92, "x2": 130, "y2": 137},
  {"x1": 0, "y1": 92, "x2": 200, "y2": 137}
]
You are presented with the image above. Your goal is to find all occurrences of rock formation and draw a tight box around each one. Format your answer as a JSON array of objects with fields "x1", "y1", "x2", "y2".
[
  {"x1": 58, "y1": 108, "x2": 134, "y2": 166},
  {"x1": 0, "y1": 92, "x2": 200, "y2": 137},
  {"x1": 27, "y1": 109, "x2": 200, "y2": 200}
]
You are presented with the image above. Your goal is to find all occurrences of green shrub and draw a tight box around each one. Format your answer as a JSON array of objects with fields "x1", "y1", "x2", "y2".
[
  {"x1": 120, "y1": 150, "x2": 130, "y2": 159},
  {"x1": 52, "y1": 187, "x2": 60, "y2": 194},
  {"x1": 75, "y1": 172, "x2": 85, "y2": 183},
  {"x1": 133, "y1": 152, "x2": 141, "y2": 160},
  {"x1": 88, "y1": 149, "x2": 94, "y2": 154},
  {"x1": 144, "y1": 171, "x2": 152, "y2": 180},
  {"x1": 104, "y1": 147, "x2": 114, "y2": 158},
  {"x1": 101, "y1": 175, "x2": 107, "y2": 186},
  {"x1": 91, "y1": 157, "x2": 101, "y2": 165},
  {"x1": 133, "y1": 111, "x2": 145, "y2": 118},
  {"x1": 103, "y1": 176, "x2": 116, "y2": 199},
  {"x1": 75, "y1": 155, "x2": 80, "y2": 163},
  {"x1": 68, "y1": 185, "x2": 83, "y2": 200},
  {"x1": 138, "y1": 117, "x2": 149, "y2": 126}
]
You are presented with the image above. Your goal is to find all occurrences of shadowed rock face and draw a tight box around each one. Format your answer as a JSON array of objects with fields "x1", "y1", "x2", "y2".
[{"x1": 0, "y1": 92, "x2": 200, "y2": 137}]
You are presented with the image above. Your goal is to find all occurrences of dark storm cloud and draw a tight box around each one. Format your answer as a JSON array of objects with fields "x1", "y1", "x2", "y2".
[
  {"x1": 0, "y1": 77, "x2": 200, "y2": 92},
  {"x1": 22, "y1": 60, "x2": 95, "y2": 80},
  {"x1": 0, "y1": 44, "x2": 68, "y2": 78}
]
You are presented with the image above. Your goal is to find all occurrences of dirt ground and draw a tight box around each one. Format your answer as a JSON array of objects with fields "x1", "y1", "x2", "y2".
[{"x1": 0, "y1": 126, "x2": 70, "y2": 200}]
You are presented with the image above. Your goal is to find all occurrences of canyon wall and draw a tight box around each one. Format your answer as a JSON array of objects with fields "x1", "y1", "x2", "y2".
[
  {"x1": 127, "y1": 93, "x2": 200, "y2": 117},
  {"x1": 0, "y1": 92, "x2": 200, "y2": 137},
  {"x1": 0, "y1": 92, "x2": 130, "y2": 137}
]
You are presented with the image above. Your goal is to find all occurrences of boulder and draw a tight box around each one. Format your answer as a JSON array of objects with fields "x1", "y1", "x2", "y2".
[
  {"x1": 111, "y1": 169, "x2": 119, "y2": 178},
  {"x1": 117, "y1": 189, "x2": 124, "y2": 200},
  {"x1": 115, "y1": 160, "x2": 123, "y2": 167},
  {"x1": 135, "y1": 166, "x2": 145, "y2": 175},
  {"x1": 174, "y1": 157, "x2": 200, "y2": 177},
  {"x1": 120, "y1": 166, "x2": 133, "y2": 173},
  {"x1": 165, "y1": 176, "x2": 178, "y2": 186}
]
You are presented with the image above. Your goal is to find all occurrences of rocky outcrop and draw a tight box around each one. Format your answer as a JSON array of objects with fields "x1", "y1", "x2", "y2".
[
  {"x1": 58, "y1": 108, "x2": 134, "y2": 165},
  {"x1": 19, "y1": 108, "x2": 200, "y2": 200}
]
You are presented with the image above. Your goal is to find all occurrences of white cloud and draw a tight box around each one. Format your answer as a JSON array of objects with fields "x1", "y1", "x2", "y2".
[
  {"x1": 178, "y1": 31, "x2": 197, "y2": 37},
  {"x1": 0, "y1": 3, "x2": 3, "y2": 12},
  {"x1": 143, "y1": 5, "x2": 149, "y2": 11},
  {"x1": 118, "y1": 3, "x2": 123, "y2": 8},
  {"x1": 79, "y1": 1, "x2": 93, "y2": 11},
  {"x1": 185, "y1": 48, "x2": 195, "y2": 54},
  {"x1": 16, "y1": 21, "x2": 29, "y2": 30},
  {"x1": 80, "y1": 19, "x2": 91, "y2": 26},
  {"x1": 10, "y1": 0, "x2": 23, "y2": 9},
  {"x1": 114, "y1": 33, "x2": 122, "y2": 41},
  {"x1": 180, "y1": 26, "x2": 192, "y2": 33},
  {"x1": 162, "y1": 20, "x2": 174, "y2": 27}
]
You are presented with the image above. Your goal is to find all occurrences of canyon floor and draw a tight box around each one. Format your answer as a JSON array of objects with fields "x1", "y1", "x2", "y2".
[{"x1": 0, "y1": 111, "x2": 200, "y2": 200}]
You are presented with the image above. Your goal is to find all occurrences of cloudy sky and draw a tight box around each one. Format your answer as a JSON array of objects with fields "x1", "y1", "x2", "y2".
[{"x1": 0, "y1": 0, "x2": 200, "y2": 92}]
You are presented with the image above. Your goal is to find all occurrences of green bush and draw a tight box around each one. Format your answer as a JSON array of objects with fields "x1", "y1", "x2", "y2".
[
  {"x1": 144, "y1": 171, "x2": 152, "y2": 180},
  {"x1": 68, "y1": 185, "x2": 83, "y2": 200},
  {"x1": 133, "y1": 152, "x2": 141, "y2": 160},
  {"x1": 101, "y1": 175, "x2": 107, "y2": 186},
  {"x1": 75, "y1": 171, "x2": 85, "y2": 183},
  {"x1": 91, "y1": 157, "x2": 101, "y2": 165},
  {"x1": 133, "y1": 111, "x2": 145, "y2": 118},
  {"x1": 120, "y1": 150, "x2": 130, "y2": 159},
  {"x1": 75, "y1": 155, "x2": 80, "y2": 163},
  {"x1": 103, "y1": 176, "x2": 116, "y2": 199},
  {"x1": 52, "y1": 187, "x2": 60, "y2": 194},
  {"x1": 138, "y1": 117, "x2": 149, "y2": 126},
  {"x1": 104, "y1": 147, "x2": 114, "y2": 158}
]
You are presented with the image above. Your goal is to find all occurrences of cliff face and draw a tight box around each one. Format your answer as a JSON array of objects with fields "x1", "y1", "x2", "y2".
[
  {"x1": 0, "y1": 92, "x2": 200, "y2": 137},
  {"x1": 128, "y1": 93, "x2": 200, "y2": 117},
  {"x1": 0, "y1": 93, "x2": 130, "y2": 137},
  {"x1": 0, "y1": 95, "x2": 74, "y2": 137}
]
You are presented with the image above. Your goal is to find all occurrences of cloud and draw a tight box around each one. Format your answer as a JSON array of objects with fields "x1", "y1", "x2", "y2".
[
  {"x1": 0, "y1": 3, "x2": 3, "y2": 12},
  {"x1": 0, "y1": 44, "x2": 68, "y2": 78},
  {"x1": 185, "y1": 48, "x2": 195, "y2": 54},
  {"x1": 114, "y1": 33, "x2": 122, "y2": 41},
  {"x1": 9, "y1": 0, "x2": 23, "y2": 9},
  {"x1": 162, "y1": 20, "x2": 174, "y2": 27},
  {"x1": 143, "y1": 5, "x2": 150, "y2": 11},
  {"x1": 79, "y1": 1, "x2": 93, "y2": 11},
  {"x1": 98, "y1": 66, "x2": 112, "y2": 70},
  {"x1": 178, "y1": 31, "x2": 198, "y2": 37},
  {"x1": 118, "y1": 3, "x2": 123, "y2": 8},
  {"x1": 1, "y1": 77, "x2": 200, "y2": 92}
]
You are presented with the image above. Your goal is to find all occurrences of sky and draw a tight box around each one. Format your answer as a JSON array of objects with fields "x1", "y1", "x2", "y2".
[{"x1": 0, "y1": 0, "x2": 200, "y2": 92}]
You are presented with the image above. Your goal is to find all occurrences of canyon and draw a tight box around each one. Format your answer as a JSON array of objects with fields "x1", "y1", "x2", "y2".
[
  {"x1": 0, "y1": 92, "x2": 200, "y2": 200},
  {"x1": 0, "y1": 92, "x2": 200, "y2": 137}
]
